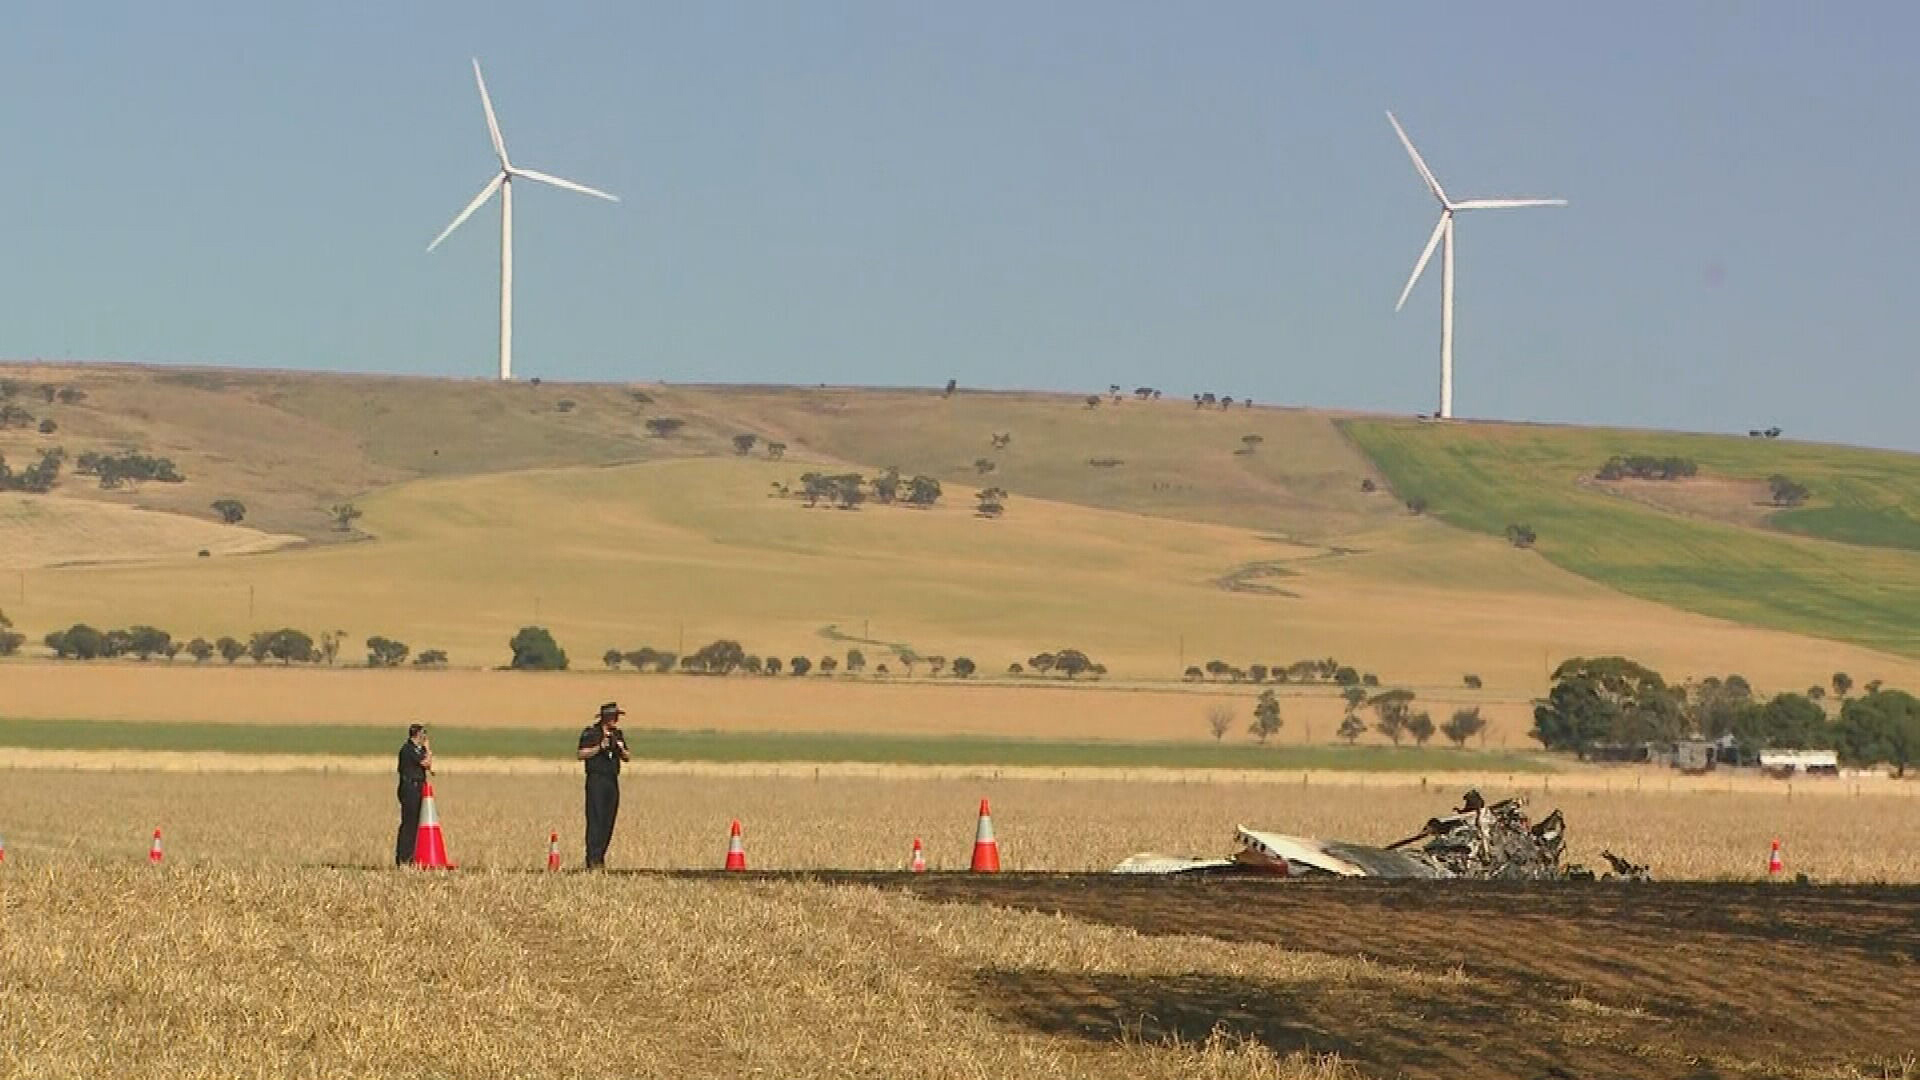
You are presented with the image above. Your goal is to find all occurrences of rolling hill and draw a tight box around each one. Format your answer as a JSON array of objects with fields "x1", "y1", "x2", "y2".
[{"x1": 6, "y1": 361, "x2": 1920, "y2": 703}]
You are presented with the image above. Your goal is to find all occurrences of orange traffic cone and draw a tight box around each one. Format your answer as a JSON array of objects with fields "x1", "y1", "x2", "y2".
[
  {"x1": 970, "y1": 799, "x2": 1000, "y2": 873},
  {"x1": 148, "y1": 828, "x2": 164, "y2": 864},
  {"x1": 724, "y1": 820, "x2": 747, "y2": 871},
  {"x1": 411, "y1": 782, "x2": 452, "y2": 869},
  {"x1": 546, "y1": 830, "x2": 561, "y2": 872},
  {"x1": 1767, "y1": 838, "x2": 1783, "y2": 876},
  {"x1": 910, "y1": 837, "x2": 927, "y2": 874}
]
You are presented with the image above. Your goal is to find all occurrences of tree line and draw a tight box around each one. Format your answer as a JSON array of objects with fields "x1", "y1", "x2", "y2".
[
  {"x1": 588, "y1": 637, "x2": 985, "y2": 679},
  {"x1": 1532, "y1": 656, "x2": 1917, "y2": 774},
  {"x1": 1211, "y1": 683, "x2": 1487, "y2": 748},
  {"x1": 30, "y1": 622, "x2": 445, "y2": 668},
  {"x1": 1184, "y1": 656, "x2": 1380, "y2": 687}
]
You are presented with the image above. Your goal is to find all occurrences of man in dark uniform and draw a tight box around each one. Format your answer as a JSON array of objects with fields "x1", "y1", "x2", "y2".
[
  {"x1": 395, "y1": 723, "x2": 434, "y2": 865},
  {"x1": 577, "y1": 702, "x2": 631, "y2": 868}
]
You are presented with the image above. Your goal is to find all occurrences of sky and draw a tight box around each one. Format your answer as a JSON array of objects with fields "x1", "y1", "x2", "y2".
[{"x1": 2, "y1": 4, "x2": 1917, "y2": 448}]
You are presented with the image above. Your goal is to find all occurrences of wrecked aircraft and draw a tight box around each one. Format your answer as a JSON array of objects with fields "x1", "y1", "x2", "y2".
[{"x1": 1115, "y1": 790, "x2": 1648, "y2": 881}]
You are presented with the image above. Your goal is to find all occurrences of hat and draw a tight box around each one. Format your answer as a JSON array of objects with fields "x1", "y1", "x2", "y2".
[
  {"x1": 407, "y1": 723, "x2": 426, "y2": 737},
  {"x1": 596, "y1": 702, "x2": 624, "y2": 720}
]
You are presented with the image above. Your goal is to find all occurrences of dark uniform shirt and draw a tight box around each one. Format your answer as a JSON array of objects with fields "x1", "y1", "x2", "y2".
[
  {"x1": 398, "y1": 740, "x2": 430, "y2": 783},
  {"x1": 579, "y1": 725, "x2": 624, "y2": 777}
]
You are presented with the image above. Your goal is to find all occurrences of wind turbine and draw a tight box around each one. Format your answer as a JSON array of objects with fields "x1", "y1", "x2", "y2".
[
  {"x1": 429, "y1": 59, "x2": 618, "y2": 382},
  {"x1": 1387, "y1": 111, "x2": 1564, "y2": 419}
]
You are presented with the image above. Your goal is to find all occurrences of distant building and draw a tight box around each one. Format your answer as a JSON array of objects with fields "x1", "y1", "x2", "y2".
[{"x1": 1759, "y1": 750, "x2": 1840, "y2": 776}]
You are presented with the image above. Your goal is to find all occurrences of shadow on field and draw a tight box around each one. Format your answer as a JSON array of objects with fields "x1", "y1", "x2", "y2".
[{"x1": 969, "y1": 968, "x2": 1687, "y2": 1080}]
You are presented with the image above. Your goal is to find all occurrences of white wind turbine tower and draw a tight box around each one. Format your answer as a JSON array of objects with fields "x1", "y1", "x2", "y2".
[
  {"x1": 429, "y1": 59, "x2": 618, "y2": 382},
  {"x1": 1387, "y1": 111, "x2": 1564, "y2": 419}
]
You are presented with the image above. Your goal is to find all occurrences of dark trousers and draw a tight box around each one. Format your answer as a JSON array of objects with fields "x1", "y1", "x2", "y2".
[
  {"x1": 396, "y1": 780, "x2": 423, "y2": 865},
  {"x1": 584, "y1": 773, "x2": 620, "y2": 867}
]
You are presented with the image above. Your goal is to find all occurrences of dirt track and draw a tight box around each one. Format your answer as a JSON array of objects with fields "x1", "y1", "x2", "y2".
[{"x1": 811, "y1": 874, "x2": 1919, "y2": 1079}]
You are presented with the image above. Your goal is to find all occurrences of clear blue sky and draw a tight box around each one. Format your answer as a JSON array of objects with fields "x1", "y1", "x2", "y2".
[{"x1": 4, "y1": 4, "x2": 1917, "y2": 447}]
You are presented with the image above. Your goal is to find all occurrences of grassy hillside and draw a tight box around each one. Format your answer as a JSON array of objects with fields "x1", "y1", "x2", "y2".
[
  {"x1": 1344, "y1": 418, "x2": 1920, "y2": 655},
  {"x1": 10, "y1": 455, "x2": 1918, "y2": 698}
]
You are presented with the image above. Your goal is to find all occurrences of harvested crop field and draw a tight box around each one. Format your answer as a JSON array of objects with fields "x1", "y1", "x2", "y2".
[{"x1": 886, "y1": 874, "x2": 1920, "y2": 1079}]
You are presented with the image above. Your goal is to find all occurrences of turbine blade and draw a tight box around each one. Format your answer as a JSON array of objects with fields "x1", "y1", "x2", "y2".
[
  {"x1": 427, "y1": 173, "x2": 504, "y2": 252},
  {"x1": 1386, "y1": 111, "x2": 1449, "y2": 207},
  {"x1": 511, "y1": 166, "x2": 619, "y2": 202},
  {"x1": 473, "y1": 59, "x2": 510, "y2": 167},
  {"x1": 1395, "y1": 215, "x2": 1448, "y2": 312},
  {"x1": 1452, "y1": 198, "x2": 1568, "y2": 210}
]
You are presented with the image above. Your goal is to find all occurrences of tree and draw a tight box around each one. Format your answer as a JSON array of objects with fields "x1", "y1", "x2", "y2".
[
  {"x1": 1249, "y1": 689, "x2": 1283, "y2": 743},
  {"x1": 944, "y1": 378, "x2": 958, "y2": 397},
  {"x1": 905, "y1": 475, "x2": 942, "y2": 507},
  {"x1": 1808, "y1": 685, "x2": 1827, "y2": 702},
  {"x1": 989, "y1": 433, "x2": 1012, "y2": 450},
  {"x1": 1028, "y1": 652, "x2": 1056, "y2": 676},
  {"x1": 508, "y1": 626, "x2": 568, "y2": 670},
  {"x1": 819, "y1": 655, "x2": 839, "y2": 674},
  {"x1": 1370, "y1": 689, "x2": 1417, "y2": 746},
  {"x1": 414, "y1": 649, "x2": 449, "y2": 668},
  {"x1": 1504, "y1": 523, "x2": 1537, "y2": 548},
  {"x1": 1406, "y1": 710, "x2": 1436, "y2": 746},
  {"x1": 330, "y1": 503, "x2": 362, "y2": 531},
  {"x1": 1007, "y1": 662, "x2": 1023, "y2": 676},
  {"x1": 927, "y1": 656, "x2": 946, "y2": 676},
  {"x1": 1768, "y1": 474, "x2": 1811, "y2": 508},
  {"x1": 319, "y1": 630, "x2": 345, "y2": 666},
  {"x1": 1333, "y1": 666, "x2": 1360, "y2": 686},
  {"x1": 1832, "y1": 672, "x2": 1854, "y2": 698},
  {"x1": 1183, "y1": 665, "x2": 1204, "y2": 681},
  {"x1": 764, "y1": 656, "x2": 782, "y2": 675},
  {"x1": 645, "y1": 416, "x2": 686, "y2": 438},
  {"x1": 1337, "y1": 714, "x2": 1366, "y2": 745},
  {"x1": 1405, "y1": 496, "x2": 1428, "y2": 515},
  {"x1": 789, "y1": 655, "x2": 812, "y2": 676},
  {"x1": 216, "y1": 636, "x2": 245, "y2": 664},
  {"x1": 1532, "y1": 656, "x2": 1683, "y2": 757},
  {"x1": 603, "y1": 648, "x2": 624, "y2": 670},
  {"x1": 1341, "y1": 685, "x2": 1368, "y2": 712},
  {"x1": 250, "y1": 628, "x2": 316, "y2": 665},
  {"x1": 0, "y1": 609, "x2": 21, "y2": 657},
  {"x1": 127, "y1": 625, "x2": 172, "y2": 661},
  {"x1": 1053, "y1": 649, "x2": 1095, "y2": 678},
  {"x1": 38, "y1": 418, "x2": 56, "y2": 435},
  {"x1": 1207, "y1": 705, "x2": 1233, "y2": 741},
  {"x1": 1463, "y1": 674, "x2": 1483, "y2": 690},
  {"x1": 1084, "y1": 395, "x2": 1101, "y2": 409},
  {"x1": 1441, "y1": 707, "x2": 1486, "y2": 747},
  {"x1": 1835, "y1": 689, "x2": 1920, "y2": 776},
  {"x1": 1238, "y1": 434, "x2": 1264, "y2": 455},
  {"x1": 765, "y1": 441, "x2": 787, "y2": 461},
  {"x1": 211, "y1": 499, "x2": 246, "y2": 524},
  {"x1": 183, "y1": 637, "x2": 213, "y2": 663},
  {"x1": 952, "y1": 656, "x2": 976, "y2": 678},
  {"x1": 369, "y1": 637, "x2": 412, "y2": 668},
  {"x1": 46, "y1": 623, "x2": 106, "y2": 660},
  {"x1": 1204, "y1": 659, "x2": 1230, "y2": 681},
  {"x1": 846, "y1": 649, "x2": 866, "y2": 673},
  {"x1": 872, "y1": 467, "x2": 901, "y2": 504},
  {"x1": 731, "y1": 433, "x2": 759, "y2": 456},
  {"x1": 973, "y1": 457, "x2": 996, "y2": 475},
  {"x1": 1360, "y1": 477, "x2": 1377, "y2": 493},
  {"x1": 975, "y1": 487, "x2": 1005, "y2": 518}
]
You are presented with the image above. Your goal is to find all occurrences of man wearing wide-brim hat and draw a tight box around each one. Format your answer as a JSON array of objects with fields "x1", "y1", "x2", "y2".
[{"x1": 576, "y1": 702, "x2": 631, "y2": 868}]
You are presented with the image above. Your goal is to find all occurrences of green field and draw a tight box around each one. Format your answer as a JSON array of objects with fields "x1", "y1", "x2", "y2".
[
  {"x1": 0, "y1": 717, "x2": 1553, "y2": 771},
  {"x1": 1344, "y1": 419, "x2": 1920, "y2": 655}
]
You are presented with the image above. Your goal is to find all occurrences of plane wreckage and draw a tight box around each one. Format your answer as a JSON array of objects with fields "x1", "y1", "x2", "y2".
[{"x1": 1115, "y1": 790, "x2": 1649, "y2": 881}]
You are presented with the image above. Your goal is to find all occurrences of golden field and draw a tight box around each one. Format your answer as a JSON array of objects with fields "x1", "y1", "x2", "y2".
[
  {"x1": 5, "y1": 771, "x2": 1915, "y2": 1079},
  {"x1": 3, "y1": 771, "x2": 1913, "y2": 881},
  {"x1": 10, "y1": 456, "x2": 1920, "y2": 699}
]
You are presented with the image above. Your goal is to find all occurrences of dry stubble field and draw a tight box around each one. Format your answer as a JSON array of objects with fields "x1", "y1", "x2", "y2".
[{"x1": 3, "y1": 771, "x2": 1917, "y2": 1080}]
